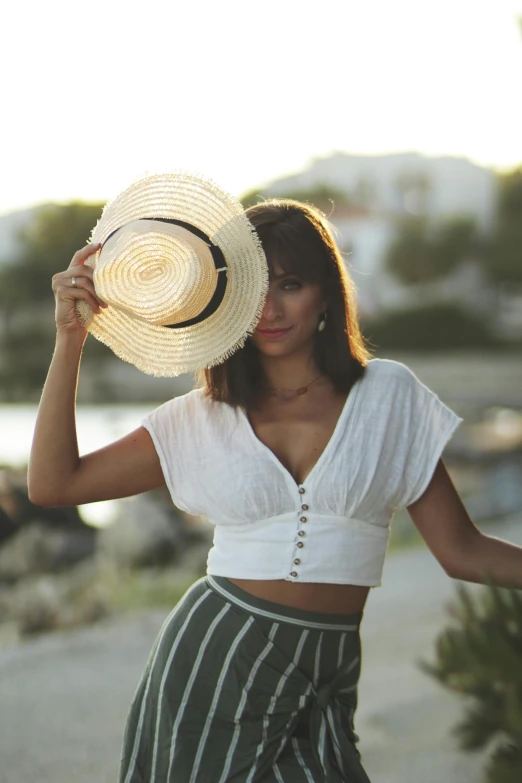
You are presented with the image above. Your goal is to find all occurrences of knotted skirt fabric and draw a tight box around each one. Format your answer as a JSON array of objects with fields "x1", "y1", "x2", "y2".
[{"x1": 119, "y1": 575, "x2": 372, "y2": 783}]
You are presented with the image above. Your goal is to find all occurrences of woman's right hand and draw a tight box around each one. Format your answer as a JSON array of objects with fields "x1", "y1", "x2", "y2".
[{"x1": 51, "y1": 243, "x2": 108, "y2": 334}]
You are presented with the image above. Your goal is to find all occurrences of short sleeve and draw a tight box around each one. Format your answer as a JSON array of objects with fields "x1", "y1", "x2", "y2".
[
  {"x1": 390, "y1": 364, "x2": 463, "y2": 510},
  {"x1": 141, "y1": 391, "x2": 198, "y2": 514}
]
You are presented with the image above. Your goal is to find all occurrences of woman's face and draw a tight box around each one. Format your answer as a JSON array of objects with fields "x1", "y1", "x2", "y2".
[{"x1": 250, "y1": 263, "x2": 326, "y2": 359}]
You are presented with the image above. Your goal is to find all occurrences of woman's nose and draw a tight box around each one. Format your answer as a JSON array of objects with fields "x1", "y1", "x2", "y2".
[{"x1": 261, "y1": 289, "x2": 281, "y2": 321}]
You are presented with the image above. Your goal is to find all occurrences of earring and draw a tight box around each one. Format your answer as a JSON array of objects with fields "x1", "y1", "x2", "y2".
[{"x1": 317, "y1": 313, "x2": 327, "y2": 332}]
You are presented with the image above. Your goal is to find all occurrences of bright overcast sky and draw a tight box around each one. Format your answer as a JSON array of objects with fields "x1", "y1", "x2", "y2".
[{"x1": 2, "y1": 0, "x2": 521, "y2": 216}]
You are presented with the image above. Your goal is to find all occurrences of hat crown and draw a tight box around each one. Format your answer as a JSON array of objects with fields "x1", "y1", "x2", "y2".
[{"x1": 94, "y1": 220, "x2": 217, "y2": 326}]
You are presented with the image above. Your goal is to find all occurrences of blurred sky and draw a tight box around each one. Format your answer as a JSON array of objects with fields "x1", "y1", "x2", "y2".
[{"x1": 2, "y1": 0, "x2": 522, "y2": 216}]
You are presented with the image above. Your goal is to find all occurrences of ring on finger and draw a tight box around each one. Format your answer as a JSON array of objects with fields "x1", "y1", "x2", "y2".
[{"x1": 72, "y1": 276, "x2": 77, "y2": 287}]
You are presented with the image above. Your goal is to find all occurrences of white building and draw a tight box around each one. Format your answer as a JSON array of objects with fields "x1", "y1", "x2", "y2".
[
  {"x1": 261, "y1": 151, "x2": 512, "y2": 327},
  {"x1": 266, "y1": 151, "x2": 497, "y2": 228}
]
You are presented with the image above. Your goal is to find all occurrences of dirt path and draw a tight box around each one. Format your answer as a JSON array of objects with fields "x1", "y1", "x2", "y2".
[{"x1": 0, "y1": 517, "x2": 520, "y2": 783}]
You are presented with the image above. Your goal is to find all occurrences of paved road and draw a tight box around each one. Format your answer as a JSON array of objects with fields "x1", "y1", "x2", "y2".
[{"x1": 0, "y1": 517, "x2": 520, "y2": 783}]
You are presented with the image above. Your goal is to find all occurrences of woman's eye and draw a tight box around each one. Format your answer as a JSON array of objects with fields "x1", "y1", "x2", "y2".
[{"x1": 282, "y1": 279, "x2": 302, "y2": 290}]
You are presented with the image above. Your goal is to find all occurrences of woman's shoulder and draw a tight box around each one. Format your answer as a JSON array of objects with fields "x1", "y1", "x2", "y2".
[
  {"x1": 144, "y1": 386, "x2": 205, "y2": 425},
  {"x1": 362, "y1": 358, "x2": 456, "y2": 420},
  {"x1": 364, "y1": 357, "x2": 418, "y2": 386},
  {"x1": 358, "y1": 359, "x2": 434, "y2": 415},
  {"x1": 150, "y1": 386, "x2": 237, "y2": 425}
]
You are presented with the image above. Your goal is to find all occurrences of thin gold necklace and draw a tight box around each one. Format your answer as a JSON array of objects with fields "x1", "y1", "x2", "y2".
[{"x1": 264, "y1": 374, "x2": 323, "y2": 396}]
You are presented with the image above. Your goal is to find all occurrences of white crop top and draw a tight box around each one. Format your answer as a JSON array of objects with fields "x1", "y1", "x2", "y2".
[{"x1": 142, "y1": 358, "x2": 463, "y2": 587}]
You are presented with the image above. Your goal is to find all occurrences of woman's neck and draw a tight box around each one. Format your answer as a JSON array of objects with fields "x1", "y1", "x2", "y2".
[{"x1": 259, "y1": 349, "x2": 321, "y2": 392}]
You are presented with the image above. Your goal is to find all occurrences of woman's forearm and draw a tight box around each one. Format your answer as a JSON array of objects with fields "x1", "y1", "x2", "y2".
[
  {"x1": 28, "y1": 331, "x2": 86, "y2": 504},
  {"x1": 453, "y1": 531, "x2": 522, "y2": 590}
]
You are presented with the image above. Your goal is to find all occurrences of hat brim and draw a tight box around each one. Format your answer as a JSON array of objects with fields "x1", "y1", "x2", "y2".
[{"x1": 76, "y1": 172, "x2": 268, "y2": 377}]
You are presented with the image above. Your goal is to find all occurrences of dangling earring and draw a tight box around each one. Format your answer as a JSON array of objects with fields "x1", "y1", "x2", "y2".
[{"x1": 317, "y1": 313, "x2": 327, "y2": 332}]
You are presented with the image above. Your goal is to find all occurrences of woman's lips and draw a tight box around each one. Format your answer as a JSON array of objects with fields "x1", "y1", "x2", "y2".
[{"x1": 256, "y1": 326, "x2": 293, "y2": 339}]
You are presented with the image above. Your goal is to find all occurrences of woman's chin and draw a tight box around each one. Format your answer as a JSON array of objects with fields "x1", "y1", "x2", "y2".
[{"x1": 252, "y1": 336, "x2": 313, "y2": 359}]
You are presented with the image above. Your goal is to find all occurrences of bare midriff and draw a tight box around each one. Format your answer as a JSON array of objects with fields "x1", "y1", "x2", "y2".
[{"x1": 227, "y1": 578, "x2": 371, "y2": 615}]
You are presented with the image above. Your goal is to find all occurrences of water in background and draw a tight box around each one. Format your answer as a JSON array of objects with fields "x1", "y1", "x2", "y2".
[
  {"x1": 0, "y1": 404, "x2": 155, "y2": 527},
  {"x1": 2, "y1": 396, "x2": 522, "y2": 529}
]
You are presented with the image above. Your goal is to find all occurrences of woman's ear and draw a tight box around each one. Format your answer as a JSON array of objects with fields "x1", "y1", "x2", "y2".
[{"x1": 320, "y1": 293, "x2": 329, "y2": 314}]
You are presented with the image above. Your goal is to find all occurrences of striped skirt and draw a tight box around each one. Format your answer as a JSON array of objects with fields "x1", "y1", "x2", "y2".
[{"x1": 119, "y1": 575, "x2": 372, "y2": 783}]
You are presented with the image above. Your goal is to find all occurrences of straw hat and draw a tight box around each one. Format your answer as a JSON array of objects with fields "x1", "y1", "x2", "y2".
[{"x1": 76, "y1": 172, "x2": 268, "y2": 376}]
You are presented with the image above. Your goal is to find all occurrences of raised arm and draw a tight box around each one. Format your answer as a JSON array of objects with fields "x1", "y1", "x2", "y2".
[{"x1": 28, "y1": 244, "x2": 165, "y2": 507}]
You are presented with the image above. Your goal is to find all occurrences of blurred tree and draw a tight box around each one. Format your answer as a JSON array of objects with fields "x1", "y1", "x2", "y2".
[
  {"x1": 422, "y1": 583, "x2": 522, "y2": 783},
  {"x1": 385, "y1": 215, "x2": 478, "y2": 286},
  {"x1": 0, "y1": 202, "x2": 103, "y2": 305},
  {"x1": 240, "y1": 188, "x2": 265, "y2": 209},
  {"x1": 481, "y1": 168, "x2": 522, "y2": 285},
  {"x1": 240, "y1": 182, "x2": 351, "y2": 213},
  {"x1": 362, "y1": 302, "x2": 500, "y2": 351},
  {"x1": 281, "y1": 184, "x2": 351, "y2": 212},
  {"x1": 0, "y1": 201, "x2": 111, "y2": 400}
]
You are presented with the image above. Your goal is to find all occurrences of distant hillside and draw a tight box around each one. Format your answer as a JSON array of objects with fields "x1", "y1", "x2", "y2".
[{"x1": 260, "y1": 151, "x2": 497, "y2": 229}]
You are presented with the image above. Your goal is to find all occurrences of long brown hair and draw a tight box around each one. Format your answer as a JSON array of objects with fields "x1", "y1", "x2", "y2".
[{"x1": 200, "y1": 199, "x2": 372, "y2": 407}]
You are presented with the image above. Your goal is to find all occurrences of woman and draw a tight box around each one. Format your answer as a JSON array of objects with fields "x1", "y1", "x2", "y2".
[{"x1": 29, "y1": 199, "x2": 522, "y2": 783}]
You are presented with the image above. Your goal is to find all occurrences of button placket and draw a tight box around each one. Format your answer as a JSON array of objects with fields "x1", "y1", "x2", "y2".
[{"x1": 290, "y1": 486, "x2": 309, "y2": 579}]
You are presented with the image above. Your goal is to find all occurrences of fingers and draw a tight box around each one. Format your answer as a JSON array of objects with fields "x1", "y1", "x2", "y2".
[
  {"x1": 57, "y1": 283, "x2": 104, "y2": 315},
  {"x1": 53, "y1": 243, "x2": 108, "y2": 316},
  {"x1": 68, "y1": 242, "x2": 102, "y2": 269},
  {"x1": 52, "y1": 269, "x2": 106, "y2": 306},
  {"x1": 70, "y1": 273, "x2": 108, "y2": 309},
  {"x1": 51, "y1": 242, "x2": 111, "y2": 333},
  {"x1": 67, "y1": 265, "x2": 96, "y2": 286}
]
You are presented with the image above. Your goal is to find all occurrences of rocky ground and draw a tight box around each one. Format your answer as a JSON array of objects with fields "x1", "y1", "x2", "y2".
[{"x1": 0, "y1": 515, "x2": 520, "y2": 783}]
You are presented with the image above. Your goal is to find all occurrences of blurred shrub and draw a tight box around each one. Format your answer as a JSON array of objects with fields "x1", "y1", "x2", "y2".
[
  {"x1": 385, "y1": 215, "x2": 479, "y2": 286},
  {"x1": 0, "y1": 201, "x2": 111, "y2": 401},
  {"x1": 240, "y1": 183, "x2": 351, "y2": 212},
  {"x1": 421, "y1": 583, "x2": 522, "y2": 783},
  {"x1": 362, "y1": 303, "x2": 505, "y2": 351}
]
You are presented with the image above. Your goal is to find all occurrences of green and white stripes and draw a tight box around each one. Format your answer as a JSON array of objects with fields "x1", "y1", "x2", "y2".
[{"x1": 119, "y1": 577, "x2": 371, "y2": 783}]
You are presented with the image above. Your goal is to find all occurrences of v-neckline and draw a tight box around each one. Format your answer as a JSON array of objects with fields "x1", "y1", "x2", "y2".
[{"x1": 239, "y1": 378, "x2": 362, "y2": 490}]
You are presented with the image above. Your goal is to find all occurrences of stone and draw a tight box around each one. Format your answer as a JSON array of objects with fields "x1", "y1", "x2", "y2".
[
  {"x1": 0, "y1": 522, "x2": 96, "y2": 584},
  {"x1": 98, "y1": 493, "x2": 184, "y2": 569}
]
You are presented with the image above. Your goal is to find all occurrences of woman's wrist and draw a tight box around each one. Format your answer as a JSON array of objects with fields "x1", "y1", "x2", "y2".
[{"x1": 54, "y1": 328, "x2": 88, "y2": 358}]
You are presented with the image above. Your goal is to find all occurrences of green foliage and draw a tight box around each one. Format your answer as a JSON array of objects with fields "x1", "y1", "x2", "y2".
[
  {"x1": 421, "y1": 583, "x2": 522, "y2": 783},
  {"x1": 282, "y1": 183, "x2": 351, "y2": 211},
  {"x1": 0, "y1": 202, "x2": 103, "y2": 306},
  {"x1": 240, "y1": 182, "x2": 351, "y2": 212},
  {"x1": 240, "y1": 188, "x2": 265, "y2": 209},
  {"x1": 362, "y1": 302, "x2": 501, "y2": 351},
  {"x1": 0, "y1": 201, "x2": 108, "y2": 400},
  {"x1": 385, "y1": 215, "x2": 478, "y2": 285},
  {"x1": 385, "y1": 168, "x2": 522, "y2": 289},
  {"x1": 481, "y1": 168, "x2": 522, "y2": 285}
]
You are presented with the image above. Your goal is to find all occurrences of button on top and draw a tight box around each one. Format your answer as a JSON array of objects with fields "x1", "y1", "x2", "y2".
[
  {"x1": 298, "y1": 487, "x2": 306, "y2": 495},
  {"x1": 298, "y1": 530, "x2": 306, "y2": 537},
  {"x1": 301, "y1": 504, "x2": 309, "y2": 511},
  {"x1": 300, "y1": 516, "x2": 307, "y2": 523},
  {"x1": 296, "y1": 541, "x2": 304, "y2": 548},
  {"x1": 290, "y1": 571, "x2": 298, "y2": 577},
  {"x1": 293, "y1": 558, "x2": 301, "y2": 565}
]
